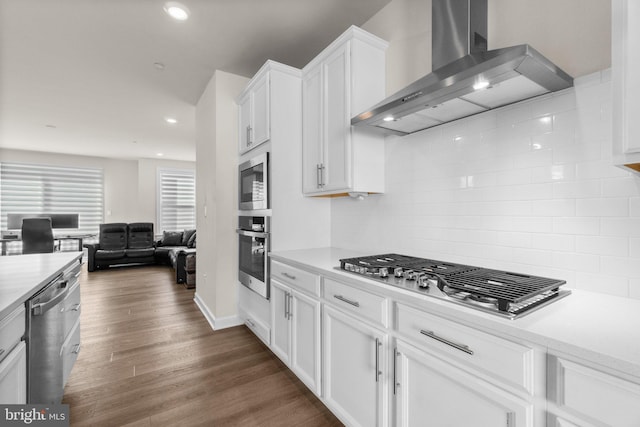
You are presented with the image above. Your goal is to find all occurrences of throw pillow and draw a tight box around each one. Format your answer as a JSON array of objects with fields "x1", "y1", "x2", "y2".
[
  {"x1": 161, "y1": 231, "x2": 183, "y2": 246},
  {"x1": 182, "y1": 229, "x2": 196, "y2": 246},
  {"x1": 187, "y1": 232, "x2": 196, "y2": 248}
]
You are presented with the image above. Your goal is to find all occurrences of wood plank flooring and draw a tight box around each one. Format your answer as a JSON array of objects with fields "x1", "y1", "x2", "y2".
[{"x1": 62, "y1": 264, "x2": 342, "y2": 426}]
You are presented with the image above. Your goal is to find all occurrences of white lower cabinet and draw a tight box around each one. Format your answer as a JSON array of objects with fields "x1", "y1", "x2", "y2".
[
  {"x1": 394, "y1": 340, "x2": 531, "y2": 427},
  {"x1": 547, "y1": 354, "x2": 640, "y2": 427},
  {"x1": 0, "y1": 341, "x2": 27, "y2": 404},
  {"x1": 323, "y1": 305, "x2": 387, "y2": 427},
  {"x1": 270, "y1": 278, "x2": 321, "y2": 395}
]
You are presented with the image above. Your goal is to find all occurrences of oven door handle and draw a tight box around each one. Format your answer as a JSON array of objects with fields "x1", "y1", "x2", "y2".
[
  {"x1": 31, "y1": 280, "x2": 69, "y2": 316},
  {"x1": 236, "y1": 229, "x2": 268, "y2": 238}
]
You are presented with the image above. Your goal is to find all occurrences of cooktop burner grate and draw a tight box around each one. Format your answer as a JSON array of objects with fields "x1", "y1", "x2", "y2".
[{"x1": 338, "y1": 253, "x2": 568, "y2": 318}]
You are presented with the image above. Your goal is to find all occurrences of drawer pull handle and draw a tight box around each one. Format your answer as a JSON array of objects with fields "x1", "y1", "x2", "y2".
[
  {"x1": 282, "y1": 272, "x2": 296, "y2": 280},
  {"x1": 375, "y1": 338, "x2": 382, "y2": 382},
  {"x1": 71, "y1": 303, "x2": 81, "y2": 312},
  {"x1": 420, "y1": 329, "x2": 474, "y2": 355},
  {"x1": 334, "y1": 295, "x2": 360, "y2": 307}
]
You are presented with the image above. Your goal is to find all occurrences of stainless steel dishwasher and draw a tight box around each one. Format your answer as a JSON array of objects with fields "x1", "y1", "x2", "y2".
[{"x1": 26, "y1": 259, "x2": 81, "y2": 403}]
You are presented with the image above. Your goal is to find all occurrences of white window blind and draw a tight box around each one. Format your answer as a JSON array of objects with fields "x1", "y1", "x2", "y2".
[
  {"x1": 158, "y1": 168, "x2": 195, "y2": 232},
  {"x1": 0, "y1": 162, "x2": 104, "y2": 234}
]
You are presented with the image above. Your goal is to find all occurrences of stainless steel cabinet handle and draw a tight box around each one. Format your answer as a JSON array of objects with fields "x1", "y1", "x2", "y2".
[
  {"x1": 236, "y1": 229, "x2": 268, "y2": 238},
  {"x1": 246, "y1": 125, "x2": 252, "y2": 145},
  {"x1": 420, "y1": 329, "x2": 474, "y2": 355},
  {"x1": 287, "y1": 293, "x2": 293, "y2": 320},
  {"x1": 316, "y1": 164, "x2": 322, "y2": 188},
  {"x1": 72, "y1": 344, "x2": 81, "y2": 355},
  {"x1": 282, "y1": 272, "x2": 296, "y2": 280},
  {"x1": 284, "y1": 291, "x2": 289, "y2": 319},
  {"x1": 375, "y1": 338, "x2": 382, "y2": 382},
  {"x1": 71, "y1": 303, "x2": 81, "y2": 312},
  {"x1": 320, "y1": 164, "x2": 325, "y2": 187},
  {"x1": 393, "y1": 348, "x2": 398, "y2": 395},
  {"x1": 333, "y1": 295, "x2": 360, "y2": 307}
]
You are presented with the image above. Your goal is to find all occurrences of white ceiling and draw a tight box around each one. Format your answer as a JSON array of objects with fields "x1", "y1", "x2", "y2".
[{"x1": 0, "y1": 0, "x2": 391, "y2": 162}]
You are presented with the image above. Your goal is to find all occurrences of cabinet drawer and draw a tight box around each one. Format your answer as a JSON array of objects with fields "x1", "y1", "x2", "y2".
[
  {"x1": 0, "y1": 341, "x2": 27, "y2": 404},
  {"x1": 271, "y1": 261, "x2": 320, "y2": 297},
  {"x1": 62, "y1": 319, "x2": 81, "y2": 387},
  {"x1": 62, "y1": 281, "x2": 81, "y2": 337},
  {"x1": 396, "y1": 302, "x2": 534, "y2": 394},
  {"x1": 549, "y1": 355, "x2": 640, "y2": 426},
  {"x1": 324, "y1": 278, "x2": 387, "y2": 327},
  {"x1": 0, "y1": 306, "x2": 25, "y2": 364}
]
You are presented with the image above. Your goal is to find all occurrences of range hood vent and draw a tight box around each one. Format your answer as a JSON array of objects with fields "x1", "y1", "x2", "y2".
[{"x1": 351, "y1": 0, "x2": 573, "y2": 136}]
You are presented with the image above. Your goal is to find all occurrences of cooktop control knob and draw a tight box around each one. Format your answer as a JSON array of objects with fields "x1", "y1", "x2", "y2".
[
  {"x1": 394, "y1": 267, "x2": 404, "y2": 278},
  {"x1": 417, "y1": 274, "x2": 430, "y2": 288},
  {"x1": 404, "y1": 270, "x2": 418, "y2": 280},
  {"x1": 378, "y1": 268, "x2": 389, "y2": 278}
]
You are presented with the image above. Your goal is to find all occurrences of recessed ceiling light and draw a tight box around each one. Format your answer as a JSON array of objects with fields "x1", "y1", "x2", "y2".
[
  {"x1": 154, "y1": 62, "x2": 165, "y2": 71},
  {"x1": 156, "y1": 152, "x2": 164, "y2": 157},
  {"x1": 45, "y1": 124, "x2": 57, "y2": 128},
  {"x1": 383, "y1": 116, "x2": 395, "y2": 122},
  {"x1": 165, "y1": 117, "x2": 178, "y2": 124},
  {"x1": 163, "y1": 2, "x2": 190, "y2": 21}
]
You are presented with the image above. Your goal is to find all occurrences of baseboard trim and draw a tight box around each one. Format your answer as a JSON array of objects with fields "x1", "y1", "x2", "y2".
[{"x1": 193, "y1": 292, "x2": 243, "y2": 331}]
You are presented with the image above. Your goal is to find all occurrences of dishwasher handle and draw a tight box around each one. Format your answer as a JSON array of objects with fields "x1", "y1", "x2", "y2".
[{"x1": 31, "y1": 280, "x2": 69, "y2": 316}]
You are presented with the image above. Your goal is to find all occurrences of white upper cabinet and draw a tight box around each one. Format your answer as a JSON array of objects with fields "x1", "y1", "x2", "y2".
[
  {"x1": 612, "y1": 0, "x2": 640, "y2": 173},
  {"x1": 302, "y1": 26, "x2": 388, "y2": 196},
  {"x1": 238, "y1": 65, "x2": 271, "y2": 154}
]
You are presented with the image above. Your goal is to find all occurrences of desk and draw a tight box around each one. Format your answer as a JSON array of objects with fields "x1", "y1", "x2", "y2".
[{"x1": 0, "y1": 234, "x2": 96, "y2": 256}]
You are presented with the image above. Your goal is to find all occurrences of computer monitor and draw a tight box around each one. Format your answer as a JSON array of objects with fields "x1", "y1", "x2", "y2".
[{"x1": 7, "y1": 213, "x2": 79, "y2": 230}]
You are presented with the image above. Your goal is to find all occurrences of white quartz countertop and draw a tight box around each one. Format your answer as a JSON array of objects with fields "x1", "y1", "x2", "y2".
[
  {"x1": 0, "y1": 252, "x2": 83, "y2": 319},
  {"x1": 270, "y1": 247, "x2": 640, "y2": 381}
]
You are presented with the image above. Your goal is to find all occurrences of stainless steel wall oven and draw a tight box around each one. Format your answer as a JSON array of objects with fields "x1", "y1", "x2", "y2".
[
  {"x1": 238, "y1": 153, "x2": 269, "y2": 211},
  {"x1": 237, "y1": 215, "x2": 270, "y2": 299}
]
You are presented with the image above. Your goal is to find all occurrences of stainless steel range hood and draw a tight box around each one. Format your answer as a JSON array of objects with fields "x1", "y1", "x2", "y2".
[{"x1": 351, "y1": 0, "x2": 573, "y2": 136}]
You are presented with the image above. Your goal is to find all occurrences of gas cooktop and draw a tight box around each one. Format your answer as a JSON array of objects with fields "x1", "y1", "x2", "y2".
[{"x1": 338, "y1": 254, "x2": 570, "y2": 319}]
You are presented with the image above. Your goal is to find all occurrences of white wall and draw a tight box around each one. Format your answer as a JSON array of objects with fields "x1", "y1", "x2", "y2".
[
  {"x1": 331, "y1": 70, "x2": 640, "y2": 299},
  {"x1": 0, "y1": 148, "x2": 194, "y2": 229},
  {"x1": 195, "y1": 70, "x2": 248, "y2": 326}
]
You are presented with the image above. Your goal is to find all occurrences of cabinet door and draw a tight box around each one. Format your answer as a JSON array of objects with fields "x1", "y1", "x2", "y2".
[
  {"x1": 395, "y1": 340, "x2": 530, "y2": 427},
  {"x1": 290, "y1": 290, "x2": 321, "y2": 395},
  {"x1": 322, "y1": 42, "x2": 352, "y2": 192},
  {"x1": 238, "y1": 92, "x2": 252, "y2": 153},
  {"x1": 252, "y1": 75, "x2": 270, "y2": 146},
  {"x1": 0, "y1": 341, "x2": 27, "y2": 404},
  {"x1": 323, "y1": 305, "x2": 386, "y2": 427},
  {"x1": 302, "y1": 64, "x2": 323, "y2": 193},
  {"x1": 270, "y1": 279, "x2": 291, "y2": 365}
]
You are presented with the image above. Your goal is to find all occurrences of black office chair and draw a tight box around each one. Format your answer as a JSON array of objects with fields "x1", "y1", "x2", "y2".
[{"x1": 21, "y1": 217, "x2": 55, "y2": 254}]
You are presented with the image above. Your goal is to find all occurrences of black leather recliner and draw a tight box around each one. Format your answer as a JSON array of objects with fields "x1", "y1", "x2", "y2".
[{"x1": 86, "y1": 222, "x2": 155, "y2": 271}]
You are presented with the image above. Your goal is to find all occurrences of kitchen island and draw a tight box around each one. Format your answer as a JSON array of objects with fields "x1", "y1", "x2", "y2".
[
  {"x1": 0, "y1": 252, "x2": 83, "y2": 404},
  {"x1": 267, "y1": 247, "x2": 640, "y2": 427}
]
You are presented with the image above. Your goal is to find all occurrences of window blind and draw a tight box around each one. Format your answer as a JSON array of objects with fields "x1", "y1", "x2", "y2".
[
  {"x1": 158, "y1": 168, "x2": 195, "y2": 232},
  {"x1": 0, "y1": 162, "x2": 104, "y2": 234}
]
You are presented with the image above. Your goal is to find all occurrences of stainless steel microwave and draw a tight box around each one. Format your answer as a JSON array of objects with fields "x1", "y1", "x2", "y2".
[{"x1": 239, "y1": 153, "x2": 269, "y2": 211}]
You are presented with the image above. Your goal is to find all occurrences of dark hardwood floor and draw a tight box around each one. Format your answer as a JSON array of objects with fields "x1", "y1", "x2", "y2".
[{"x1": 63, "y1": 264, "x2": 342, "y2": 426}]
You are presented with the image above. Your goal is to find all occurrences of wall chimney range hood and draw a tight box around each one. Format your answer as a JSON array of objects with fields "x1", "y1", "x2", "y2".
[{"x1": 351, "y1": 0, "x2": 574, "y2": 136}]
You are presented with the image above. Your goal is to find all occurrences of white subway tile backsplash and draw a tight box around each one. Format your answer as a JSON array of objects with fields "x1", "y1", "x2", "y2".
[
  {"x1": 331, "y1": 71, "x2": 640, "y2": 299},
  {"x1": 552, "y1": 217, "x2": 600, "y2": 235},
  {"x1": 575, "y1": 236, "x2": 628, "y2": 257},
  {"x1": 575, "y1": 198, "x2": 629, "y2": 217}
]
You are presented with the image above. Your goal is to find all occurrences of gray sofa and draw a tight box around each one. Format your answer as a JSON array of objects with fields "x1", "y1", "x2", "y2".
[
  {"x1": 86, "y1": 224, "x2": 196, "y2": 285},
  {"x1": 154, "y1": 229, "x2": 196, "y2": 284}
]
